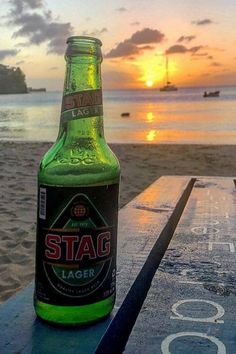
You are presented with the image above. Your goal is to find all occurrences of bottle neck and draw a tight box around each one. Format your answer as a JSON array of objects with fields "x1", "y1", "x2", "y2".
[{"x1": 58, "y1": 41, "x2": 104, "y2": 143}]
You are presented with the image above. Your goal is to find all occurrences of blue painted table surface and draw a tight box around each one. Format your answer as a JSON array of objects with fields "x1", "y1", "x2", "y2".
[{"x1": 1, "y1": 177, "x2": 235, "y2": 353}]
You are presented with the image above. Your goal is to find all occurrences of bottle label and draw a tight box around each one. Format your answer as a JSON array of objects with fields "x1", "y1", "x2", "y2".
[
  {"x1": 35, "y1": 184, "x2": 119, "y2": 306},
  {"x1": 61, "y1": 89, "x2": 103, "y2": 123}
]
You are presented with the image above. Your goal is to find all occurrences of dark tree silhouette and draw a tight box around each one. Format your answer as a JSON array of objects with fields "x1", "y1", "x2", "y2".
[{"x1": 0, "y1": 64, "x2": 28, "y2": 94}]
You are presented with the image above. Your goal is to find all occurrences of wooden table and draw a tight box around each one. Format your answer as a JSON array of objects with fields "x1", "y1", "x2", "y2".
[{"x1": 0, "y1": 176, "x2": 235, "y2": 353}]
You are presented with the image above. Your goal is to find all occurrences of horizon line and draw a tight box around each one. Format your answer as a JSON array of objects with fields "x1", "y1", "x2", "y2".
[{"x1": 43, "y1": 84, "x2": 236, "y2": 92}]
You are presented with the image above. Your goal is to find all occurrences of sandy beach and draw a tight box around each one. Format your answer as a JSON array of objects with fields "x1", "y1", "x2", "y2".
[{"x1": 1, "y1": 141, "x2": 236, "y2": 303}]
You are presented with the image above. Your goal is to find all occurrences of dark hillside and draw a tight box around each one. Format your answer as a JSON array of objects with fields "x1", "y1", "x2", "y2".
[{"x1": 0, "y1": 64, "x2": 28, "y2": 94}]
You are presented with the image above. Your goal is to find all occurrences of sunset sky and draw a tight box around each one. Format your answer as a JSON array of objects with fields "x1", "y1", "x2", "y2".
[{"x1": 1, "y1": 0, "x2": 236, "y2": 90}]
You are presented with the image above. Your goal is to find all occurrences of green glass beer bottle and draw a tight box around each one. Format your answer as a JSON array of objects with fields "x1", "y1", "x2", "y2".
[{"x1": 34, "y1": 36, "x2": 120, "y2": 326}]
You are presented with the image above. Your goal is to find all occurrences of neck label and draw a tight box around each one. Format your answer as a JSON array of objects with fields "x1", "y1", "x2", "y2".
[{"x1": 61, "y1": 89, "x2": 103, "y2": 122}]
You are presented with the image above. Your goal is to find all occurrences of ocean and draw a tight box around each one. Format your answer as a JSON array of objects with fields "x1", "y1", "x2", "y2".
[{"x1": 0, "y1": 86, "x2": 236, "y2": 144}]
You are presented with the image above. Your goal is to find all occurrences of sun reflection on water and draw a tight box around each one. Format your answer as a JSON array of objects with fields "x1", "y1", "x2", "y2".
[
  {"x1": 146, "y1": 129, "x2": 158, "y2": 142},
  {"x1": 146, "y1": 112, "x2": 154, "y2": 123}
]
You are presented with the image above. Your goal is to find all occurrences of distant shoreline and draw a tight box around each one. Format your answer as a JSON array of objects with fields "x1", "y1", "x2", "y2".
[
  {"x1": 28, "y1": 87, "x2": 46, "y2": 92},
  {"x1": 0, "y1": 85, "x2": 235, "y2": 93},
  {"x1": 0, "y1": 91, "x2": 28, "y2": 95},
  {"x1": 0, "y1": 88, "x2": 47, "y2": 95}
]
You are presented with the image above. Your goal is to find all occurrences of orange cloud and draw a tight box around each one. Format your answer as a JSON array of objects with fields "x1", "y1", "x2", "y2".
[
  {"x1": 177, "y1": 35, "x2": 196, "y2": 43},
  {"x1": 105, "y1": 28, "x2": 165, "y2": 58},
  {"x1": 192, "y1": 19, "x2": 214, "y2": 26},
  {"x1": 166, "y1": 44, "x2": 203, "y2": 55}
]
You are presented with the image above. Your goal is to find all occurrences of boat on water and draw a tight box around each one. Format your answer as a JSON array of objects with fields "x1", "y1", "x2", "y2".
[
  {"x1": 121, "y1": 112, "x2": 130, "y2": 117},
  {"x1": 28, "y1": 87, "x2": 46, "y2": 92},
  {"x1": 160, "y1": 57, "x2": 178, "y2": 92},
  {"x1": 203, "y1": 90, "x2": 220, "y2": 97},
  {"x1": 160, "y1": 82, "x2": 178, "y2": 92}
]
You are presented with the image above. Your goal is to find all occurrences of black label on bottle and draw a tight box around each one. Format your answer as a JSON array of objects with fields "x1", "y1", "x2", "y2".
[
  {"x1": 35, "y1": 184, "x2": 119, "y2": 306},
  {"x1": 61, "y1": 89, "x2": 103, "y2": 122}
]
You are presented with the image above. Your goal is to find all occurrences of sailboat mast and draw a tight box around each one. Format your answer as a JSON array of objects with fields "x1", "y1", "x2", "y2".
[
  {"x1": 166, "y1": 56, "x2": 169, "y2": 84},
  {"x1": 160, "y1": 55, "x2": 178, "y2": 91}
]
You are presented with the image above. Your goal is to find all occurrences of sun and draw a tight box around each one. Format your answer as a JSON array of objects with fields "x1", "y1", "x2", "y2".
[{"x1": 146, "y1": 80, "x2": 154, "y2": 88}]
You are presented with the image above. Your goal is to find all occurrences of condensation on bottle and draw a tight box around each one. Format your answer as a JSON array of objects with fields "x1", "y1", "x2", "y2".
[{"x1": 34, "y1": 36, "x2": 120, "y2": 326}]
